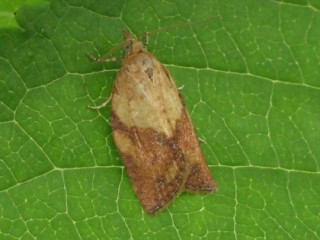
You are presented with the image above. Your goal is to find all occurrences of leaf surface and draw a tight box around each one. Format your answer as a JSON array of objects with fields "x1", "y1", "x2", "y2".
[{"x1": 0, "y1": 0, "x2": 319, "y2": 239}]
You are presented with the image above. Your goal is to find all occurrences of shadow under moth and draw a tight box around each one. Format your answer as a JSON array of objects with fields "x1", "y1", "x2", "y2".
[{"x1": 88, "y1": 30, "x2": 218, "y2": 215}]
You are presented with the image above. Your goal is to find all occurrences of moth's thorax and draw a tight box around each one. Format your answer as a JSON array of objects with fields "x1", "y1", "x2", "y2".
[{"x1": 123, "y1": 32, "x2": 145, "y2": 56}]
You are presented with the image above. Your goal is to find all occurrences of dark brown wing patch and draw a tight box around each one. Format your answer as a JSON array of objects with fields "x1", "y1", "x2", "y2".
[
  {"x1": 113, "y1": 114, "x2": 187, "y2": 215},
  {"x1": 175, "y1": 109, "x2": 217, "y2": 193}
]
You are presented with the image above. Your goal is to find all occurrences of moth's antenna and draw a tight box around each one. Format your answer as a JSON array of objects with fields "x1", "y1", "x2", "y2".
[
  {"x1": 87, "y1": 16, "x2": 221, "y2": 62},
  {"x1": 87, "y1": 40, "x2": 129, "y2": 63},
  {"x1": 139, "y1": 15, "x2": 221, "y2": 45}
]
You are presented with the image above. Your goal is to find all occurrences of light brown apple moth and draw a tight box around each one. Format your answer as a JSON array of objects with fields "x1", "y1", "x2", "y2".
[{"x1": 89, "y1": 31, "x2": 217, "y2": 215}]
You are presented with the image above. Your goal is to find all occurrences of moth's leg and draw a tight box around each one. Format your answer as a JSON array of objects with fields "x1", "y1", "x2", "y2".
[
  {"x1": 198, "y1": 136, "x2": 206, "y2": 144},
  {"x1": 138, "y1": 32, "x2": 150, "y2": 49},
  {"x1": 86, "y1": 52, "x2": 117, "y2": 110},
  {"x1": 88, "y1": 95, "x2": 112, "y2": 110},
  {"x1": 178, "y1": 85, "x2": 184, "y2": 90},
  {"x1": 86, "y1": 53, "x2": 120, "y2": 63},
  {"x1": 144, "y1": 32, "x2": 150, "y2": 47}
]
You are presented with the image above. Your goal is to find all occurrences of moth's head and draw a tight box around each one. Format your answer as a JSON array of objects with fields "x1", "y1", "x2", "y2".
[{"x1": 123, "y1": 31, "x2": 145, "y2": 56}]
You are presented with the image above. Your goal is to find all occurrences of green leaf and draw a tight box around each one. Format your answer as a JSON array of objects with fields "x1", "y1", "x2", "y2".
[
  {"x1": 0, "y1": 0, "x2": 48, "y2": 28},
  {"x1": 1, "y1": 0, "x2": 320, "y2": 239}
]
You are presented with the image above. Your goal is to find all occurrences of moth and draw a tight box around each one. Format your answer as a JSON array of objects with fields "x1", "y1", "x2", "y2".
[{"x1": 89, "y1": 30, "x2": 217, "y2": 215}]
